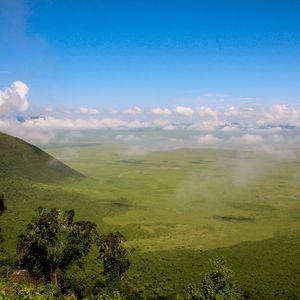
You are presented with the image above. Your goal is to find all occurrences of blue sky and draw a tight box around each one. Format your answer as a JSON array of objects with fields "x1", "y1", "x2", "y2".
[{"x1": 1, "y1": 0, "x2": 300, "y2": 109}]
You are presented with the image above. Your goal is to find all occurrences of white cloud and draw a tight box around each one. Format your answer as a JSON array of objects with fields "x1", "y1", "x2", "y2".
[
  {"x1": 169, "y1": 138, "x2": 184, "y2": 144},
  {"x1": 249, "y1": 126, "x2": 282, "y2": 134},
  {"x1": 221, "y1": 125, "x2": 239, "y2": 132},
  {"x1": 0, "y1": 118, "x2": 55, "y2": 145},
  {"x1": 123, "y1": 145, "x2": 146, "y2": 156},
  {"x1": 196, "y1": 106, "x2": 218, "y2": 119},
  {"x1": 190, "y1": 119, "x2": 223, "y2": 131},
  {"x1": 153, "y1": 119, "x2": 171, "y2": 127},
  {"x1": 241, "y1": 134, "x2": 263, "y2": 144},
  {"x1": 151, "y1": 107, "x2": 172, "y2": 116},
  {"x1": 22, "y1": 117, "x2": 150, "y2": 130},
  {"x1": 115, "y1": 134, "x2": 138, "y2": 142},
  {"x1": 109, "y1": 109, "x2": 119, "y2": 114},
  {"x1": 125, "y1": 106, "x2": 143, "y2": 115},
  {"x1": 163, "y1": 124, "x2": 177, "y2": 130},
  {"x1": 174, "y1": 106, "x2": 194, "y2": 116},
  {"x1": 79, "y1": 107, "x2": 99, "y2": 114},
  {"x1": 195, "y1": 134, "x2": 222, "y2": 145},
  {"x1": 0, "y1": 81, "x2": 29, "y2": 116},
  {"x1": 257, "y1": 105, "x2": 300, "y2": 126},
  {"x1": 224, "y1": 106, "x2": 241, "y2": 117}
]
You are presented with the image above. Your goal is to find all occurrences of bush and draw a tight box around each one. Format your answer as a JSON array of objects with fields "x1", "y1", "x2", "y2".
[
  {"x1": 0, "y1": 281, "x2": 64, "y2": 300},
  {"x1": 186, "y1": 257, "x2": 243, "y2": 300}
]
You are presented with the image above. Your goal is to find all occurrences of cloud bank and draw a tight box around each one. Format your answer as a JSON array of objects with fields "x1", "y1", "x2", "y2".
[
  {"x1": 0, "y1": 81, "x2": 29, "y2": 116},
  {"x1": 1, "y1": 81, "x2": 300, "y2": 150}
]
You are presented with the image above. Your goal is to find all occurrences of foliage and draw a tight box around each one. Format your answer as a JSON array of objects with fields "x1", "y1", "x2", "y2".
[
  {"x1": 97, "y1": 291, "x2": 122, "y2": 300},
  {"x1": 186, "y1": 285, "x2": 202, "y2": 300},
  {"x1": 63, "y1": 263, "x2": 91, "y2": 299},
  {"x1": 0, "y1": 193, "x2": 6, "y2": 254},
  {"x1": 0, "y1": 194, "x2": 6, "y2": 216},
  {"x1": 186, "y1": 257, "x2": 242, "y2": 300},
  {"x1": 0, "y1": 281, "x2": 64, "y2": 300},
  {"x1": 98, "y1": 232, "x2": 131, "y2": 288},
  {"x1": 16, "y1": 207, "x2": 97, "y2": 281}
]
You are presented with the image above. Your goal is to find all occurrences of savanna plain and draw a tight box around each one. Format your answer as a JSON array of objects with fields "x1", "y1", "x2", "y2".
[{"x1": 1, "y1": 130, "x2": 300, "y2": 299}]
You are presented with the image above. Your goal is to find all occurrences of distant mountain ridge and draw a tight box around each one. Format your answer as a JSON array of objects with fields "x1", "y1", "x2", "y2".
[{"x1": 0, "y1": 132, "x2": 83, "y2": 183}]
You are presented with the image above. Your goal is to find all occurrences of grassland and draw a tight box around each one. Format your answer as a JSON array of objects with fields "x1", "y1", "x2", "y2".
[
  {"x1": 46, "y1": 145, "x2": 300, "y2": 250},
  {"x1": 1, "y1": 132, "x2": 300, "y2": 298}
]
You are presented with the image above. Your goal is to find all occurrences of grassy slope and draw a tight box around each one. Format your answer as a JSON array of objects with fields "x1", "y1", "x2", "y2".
[
  {"x1": 0, "y1": 132, "x2": 83, "y2": 183},
  {"x1": 0, "y1": 132, "x2": 86, "y2": 251}
]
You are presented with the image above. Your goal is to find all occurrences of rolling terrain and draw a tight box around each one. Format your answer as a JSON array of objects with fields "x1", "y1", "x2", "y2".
[{"x1": 1, "y1": 131, "x2": 300, "y2": 298}]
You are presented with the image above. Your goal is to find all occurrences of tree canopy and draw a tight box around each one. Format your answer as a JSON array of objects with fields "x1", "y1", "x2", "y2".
[
  {"x1": 97, "y1": 231, "x2": 131, "y2": 288},
  {"x1": 187, "y1": 256, "x2": 242, "y2": 300},
  {"x1": 16, "y1": 207, "x2": 97, "y2": 281}
]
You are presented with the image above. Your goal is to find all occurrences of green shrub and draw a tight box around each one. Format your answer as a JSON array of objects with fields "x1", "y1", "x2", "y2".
[
  {"x1": 0, "y1": 282, "x2": 64, "y2": 300},
  {"x1": 186, "y1": 257, "x2": 243, "y2": 300}
]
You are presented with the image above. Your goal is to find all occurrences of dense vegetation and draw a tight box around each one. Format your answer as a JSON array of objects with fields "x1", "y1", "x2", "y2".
[
  {"x1": 1, "y1": 201, "x2": 242, "y2": 299},
  {"x1": 1, "y1": 131, "x2": 300, "y2": 299}
]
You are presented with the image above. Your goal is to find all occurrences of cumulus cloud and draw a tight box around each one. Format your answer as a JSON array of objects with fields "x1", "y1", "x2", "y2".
[
  {"x1": 0, "y1": 81, "x2": 54, "y2": 145},
  {"x1": 190, "y1": 119, "x2": 224, "y2": 131},
  {"x1": 79, "y1": 107, "x2": 99, "y2": 114},
  {"x1": 197, "y1": 106, "x2": 218, "y2": 119},
  {"x1": 22, "y1": 117, "x2": 150, "y2": 130},
  {"x1": 195, "y1": 134, "x2": 222, "y2": 145},
  {"x1": 174, "y1": 106, "x2": 194, "y2": 116},
  {"x1": 115, "y1": 134, "x2": 138, "y2": 142},
  {"x1": 163, "y1": 124, "x2": 177, "y2": 130},
  {"x1": 257, "y1": 104, "x2": 300, "y2": 126},
  {"x1": 0, "y1": 81, "x2": 29, "y2": 116},
  {"x1": 249, "y1": 126, "x2": 282, "y2": 134},
  {"x1": 0, "y1": 118, "x2": 55, "y2": 145},
  {"x1": 151, "y1": 107, "x2": 172, "y2": 116},
  {"x1": 241, "y1": 134, "x2": 263, "y2": 144},
  {"x1": 225, "y1": 106, "x2": 255, "y2": 117},
  {"x1": 221, "y1": 125, "x2": 239, "y2": 132},
  {"x1": 109, "y1": 109, "x2": 119, "y2": 114},
  {"x1": 153, "y1": 119, "x2": 171, "y2": 127},
  {"x1": 125, "y1": 106, "x2": 143, "y2": 115},
  {"x1": 2, "y1": 80, "x2": 300, "y2": 151}
]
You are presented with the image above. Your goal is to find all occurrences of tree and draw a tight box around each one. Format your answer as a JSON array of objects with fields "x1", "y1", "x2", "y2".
[
  {"x1": 16, "y1": 207, "x2": 97, "y2": 281},
  {"x1": 97, "y1": 232, "x2": 131, "y2": 288},
  {"x1": 0, "y1": 193, "x2": 7, "y2": 253},
  {"x1": 187, "y1": 257, "x2": 242, "y2": 300},
  {"x1": 0, "y1": 194, "x2": 6, "y2": 215}
]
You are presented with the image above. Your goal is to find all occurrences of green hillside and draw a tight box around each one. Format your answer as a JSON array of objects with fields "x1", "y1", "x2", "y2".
[
  {"x1": 0, "y1": 132, "x2": 88, "y2": 254},
  {"x1": 0, "y1": 132, "x2": 83, "y2": 183}
]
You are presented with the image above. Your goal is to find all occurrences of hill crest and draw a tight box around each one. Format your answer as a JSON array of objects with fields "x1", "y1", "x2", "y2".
[{"x1": 0, "y1": 132, "x2": 83, "y2": 183}]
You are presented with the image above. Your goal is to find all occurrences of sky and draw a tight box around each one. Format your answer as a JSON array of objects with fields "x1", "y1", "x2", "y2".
[
  {"x1": 1, "y1": 0, "x2": 300, "y2": 147},
  {"x1": 1, "y1": 0, "x2": 300, "y2": 109}
]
